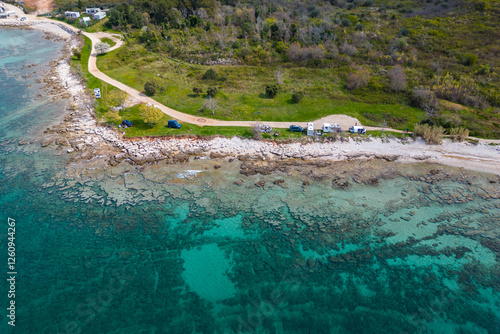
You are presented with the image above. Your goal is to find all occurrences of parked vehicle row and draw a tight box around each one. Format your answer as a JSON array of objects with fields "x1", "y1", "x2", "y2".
[{"x1": 287, "y1": 123, "x2": 366, "y2": 135}]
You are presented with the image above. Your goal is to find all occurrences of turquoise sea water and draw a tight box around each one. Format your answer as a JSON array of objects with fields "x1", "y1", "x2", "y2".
[{"x1": 0, "y1": 28, "x2": 499, "y2": 334}]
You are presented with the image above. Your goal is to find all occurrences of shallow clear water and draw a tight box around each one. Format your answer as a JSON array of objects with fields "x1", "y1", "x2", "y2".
[{"x1": 0, "y1": 28, "x2": 499, "y2": 334}]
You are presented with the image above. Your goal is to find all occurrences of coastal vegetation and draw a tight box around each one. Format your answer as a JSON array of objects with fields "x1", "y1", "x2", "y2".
[{"x1": 59, "y1": 0, "x2": 500, "y2": 139}]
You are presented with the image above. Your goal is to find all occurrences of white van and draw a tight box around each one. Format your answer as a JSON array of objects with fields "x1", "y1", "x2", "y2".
[{"x1": 349, "y1": 126, "x2": 366, "y2": 134}]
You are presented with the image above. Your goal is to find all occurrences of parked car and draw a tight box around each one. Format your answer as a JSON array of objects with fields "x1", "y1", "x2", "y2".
[
  {"x1": 167, "y1": 120, "x2": 181, "y2": 129},
  {"x1": 259, "y1": 124, "x2": 273, "y2": 133},
  {"x1": 94, "y1": 88, "x2": 101, "y2": 99},
  {"x1": 20, "y1": 17, "x2": 27, "y2": 21},
  {"x1": 289, "y1": 125, "x2": 303, "y2": 132},
  {"x1": 349, "y1": 126, "x2": 366, "y2": 134},
  {"x1": 121, "y1": 119, "x2": 133, "y2": 128}
]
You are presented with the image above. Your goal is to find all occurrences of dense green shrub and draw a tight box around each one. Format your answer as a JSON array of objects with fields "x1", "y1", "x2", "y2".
[
  {"x1": 192, "y1": 87, "x2": 203, "y2": 96},
  {"x1": 292, "y1": 91, "x2": 305, "y2": 103},
  {"x1": 72, "y1": 49, "x2": 81, "y2": 60},
  {"x1": 474, "y1": 2, "x2": 487, "y2": 11},
  {"x1": 206, "y1": 87, "x2": 219, "y2": 97},
  {"x1": 266, "y1": 84, "x2": 279, "y2": 98},
  {"x1": 476, "y1": 65, "x2": 491, "y2": 75},
  {"x1": 355, "y1": 23, "x2": 364, "y2": 31},
  {"x1": 144, "y1": 80, "x2": 159, "y2": 96},
  {"x1": 202, "y1": 68, "x2": 218, "y2": 80},
  {"x1": 458, "y1": 53, "x2": 478, "y2": 66},
  {"x1": 309, "y1": 7, "x2": 321, "y2": 18},
  {"x1": 341, "y1": 19, "x2": 352, "y2": 27},
  {"x1": 398, "y1": 28, "x2": 411, "y2": 37},
  {"x1": 396, "y1": 37, "x2": 408, "y2": 49}
]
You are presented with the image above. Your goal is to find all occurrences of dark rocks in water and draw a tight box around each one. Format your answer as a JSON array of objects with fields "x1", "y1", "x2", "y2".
[
  {"x1": 114, "y1": 153, "x2": 128, "y2": 163},
  {"x1": 41, "y1": 139, "x2": 53, "y2": 147},
  {"x1": 108, "y1": 158, "x2": 119, "y2": 167},
  {"x1": 332, "y1": 176, "x2": 350, "y2": 189},
  {"x1": 18, "y1": 139, "x2": 30, "y2": 145},
  {"x1": 129, "y1": 156, "x2": 158, "y2": 165},
  {"x1": 79, "y1": 150, "x2": 94, "y2": 160},
  {"x1": 55, "y1": 138, "x2": 70, "y2": 146},
  {"x1": 255, "y1": 180, "x2": 265, "y2": 187},
  {"x1": 367, "y1": 178, "x2": 379, "y2": 185},
  {"x1": 214, "y1": 164, "x2": 222, "y2": 169},
  {"x1": 210, "y1": 152, "x2": 227, "y2": 159},
  {"x1": 273, "y1": 179, "x2": 285, "y2": 185},
  {"x1": 341, "y1": 253, "x2": 354, "y2": 262},
  {"x1": 172, "y1": 153, "x2": 189, "y2": 163},
  {"x1": 328, "y1": 256, "x2": 344, "y2": 263},
  {"x1": 302, "y1": 179, "x2": 310, "y2": 186},
  {"x1": 306, "y1": 258, "x2": 315, "y2": 268},
  {"x1": 240, "y1": 162, "x2": 275, "y2": 176},
  {"x1": 361, "y1": 253, "x2": 374, "y2": 262},
  {"x1": 234, "y1": 180, "x2": 243, "y2": 186},
  {"x1": 186, "y1": 148, "x2": 203, "y2": 155},
  {"x1": 237, "y1": 154, "x2": 254, "y2": 161},
  {"x1": 305, "y1": 169, "x2": 329, "y2": 181},
  {"x1": 480, "y1": 239, "x2": 500, "y2": 253}
]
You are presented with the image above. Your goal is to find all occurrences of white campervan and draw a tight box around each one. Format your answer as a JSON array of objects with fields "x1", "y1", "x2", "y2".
[
  {"x1": 307, "y1": 123, "x2": 314, "y2": 136},
  {"x1": 322, "y1": 123, "x2": 341, "y2": 133},
  {"x1": 349, "y1": 126, "x2": 366, "y2": 134}
]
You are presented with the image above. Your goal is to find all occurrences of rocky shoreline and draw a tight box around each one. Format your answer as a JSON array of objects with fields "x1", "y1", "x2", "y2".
[{"x1": 12, "y1": 24, "x2": 500, "y2": 177}]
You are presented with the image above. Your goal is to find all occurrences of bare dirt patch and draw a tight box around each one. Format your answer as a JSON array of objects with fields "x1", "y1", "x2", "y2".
[{"x1": 24, "y1": 0, "x2": 53, "y2": 14}]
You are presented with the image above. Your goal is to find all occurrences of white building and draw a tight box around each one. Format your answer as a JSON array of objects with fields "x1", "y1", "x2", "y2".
[
  {"x1": 79, "y1": 16, "x2": 91, "y2": 26},
  {"x1": 64, "y1": 11, "x2": 80, "y2": 18},
  {"x1": 86, "y1": 7, "x2": 100, "y2": 14},
  {"x1": 93, "y1": 11, "x2": 106, "y2": 20}
]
